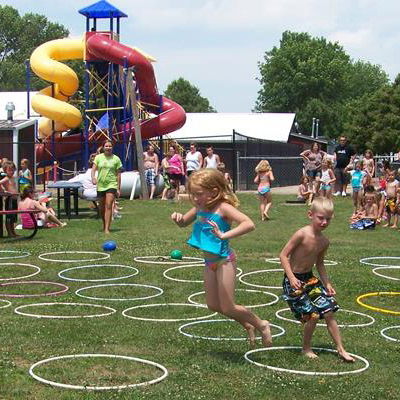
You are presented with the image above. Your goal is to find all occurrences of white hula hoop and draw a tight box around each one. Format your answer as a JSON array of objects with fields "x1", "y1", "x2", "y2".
[
  {"x1": 38, "y1": 251, "x2": 110, "y2": 263},
  {"x1": 29, "y1": 353, "x2": 168, "y2": 390},
  {"x1": 188, "y1": 289, "x2": 279, "y2": 309},
  {"x1": 133, "y1": 256, "x2": 204, "y2": 265},
  {"x1": 239, "y1": 269, "x2": 282, "y2": 289},
  {"x1": 380, "y1": 325, "x2": 400, "y2": 342},
  {"x1": 275, "y1": 308, "x2": 375, "y2": 328},
  {"x1": 163, "y1": 264, "x2": 242, "y2": 283},
  {"x1": 360, "y1": 256, "x2": 400, "y2": 267},
  {"x1": 372, "y1": 266, "x2": 400, "y2": 282},
  {"x1": 0, "y1": 281, "x2": 69, "y2": 298},
  {"x1": 75, "y1": 283, "x2": 163, "y2": 301},
  {"x1": 244, "y1": 346, "x2": 369, "y2": 376},
  {"x1": 0, "y1": 263, "x2": 41, "y2": 281},
  {"x1": 122, "y1": 303, "x2": 218, "y2": 322},
  {"x1": 265, "y1": 257, "x2": 338, "y2": 266},
  {"x1": 178, "y1": 319, "x2": 285, "y2": 341},
  {"x1": 14, "y1": 302, "x2": 117, "y2": 319},
  {"x1": 0, "y1": 299, "x2": 12, "y2": 309},
  {"x1": 0, "y1": 250, "x2": 31, "y2": 260},
  {"x1": 58, "y1": 264, "x2": 139, "y2": 282}
]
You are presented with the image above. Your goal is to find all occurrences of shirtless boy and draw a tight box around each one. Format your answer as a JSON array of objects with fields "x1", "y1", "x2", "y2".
[
  {"x1": 383, "y1": 170, "x2": 399, "y2": 228},
  {"x1": 143, "y1": 145, "x2": 159, "y2": 200},
  {"x1": 279, "y1": 197, "x2": 354, "y2": 362},
  {"x1": 0, "y1": 161, "x2": 19, "y2": 236}
]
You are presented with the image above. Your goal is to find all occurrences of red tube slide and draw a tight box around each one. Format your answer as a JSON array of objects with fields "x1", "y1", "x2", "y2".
[
  {"x1": 37, "y1": 34, "x2": 185, "y2": 164},
  {"x1": 87, "y1": 33, "x2": 186, "y2": 137}
]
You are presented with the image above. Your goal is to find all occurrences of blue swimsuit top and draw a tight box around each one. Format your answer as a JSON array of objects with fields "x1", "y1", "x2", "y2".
[{"x1": 187, "y1": 211, "x2": 231, "y2": 257}]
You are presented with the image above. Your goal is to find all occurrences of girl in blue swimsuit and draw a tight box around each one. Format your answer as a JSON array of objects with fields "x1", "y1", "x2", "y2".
[
  {"x1": 254, "y1": 160, "x2": 274, "y2": 221},
  {"x1": 171, "y1": 168, "x2": 272, "y2": 347}
]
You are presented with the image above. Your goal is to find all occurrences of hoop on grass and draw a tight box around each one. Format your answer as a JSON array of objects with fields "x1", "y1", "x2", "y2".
[
  {"x1": 0, "y1": 250, "x2": 30, "y2": 260},
  {"x1": 75, "y1": 283, "x2": 163, "y2": 301},
  {"x1": 265, "y1": 257, "x2": 338, "y2": 266},
  {"x1": 38, "y1": 251, "x2": 110, "y2": 263},
  {"x1": 58, "y1": 265, "x2": 139, "y2": 282},
  {"x1": 372, "y1": 267, "x2": 400, "y2": 282},
  {"x1": 122, "y1": 303, "x2": 217, "y2": 322},
  {"x1": 163, "y1": 264, "x2": 242, "y2": 283},
  {"x1": 275, "y1": 308, "x2": 375, "y2": 328},
  {"x1": 178, "y1": 319, "x2": 285, "y2": 341},
  {"x1": 133, "y1": 256, "x2": 204, "y2": 265},
  {"x1": 244, "y1": 346, "x2": 369, "y2": 376},
  {"x1": 0, "y1": 299, "x2": 12, "y2": 309},
  {"x1": 0, "y1": 263, "x2": 41, "y2": 281},
  {"x1": 14, "y1": 302, "x2": 117, "y2": 319},
  {"x1": 0, "y1": 281, "x2": 69, "y2": 298},
  {"x1": 29, "y1": 353, "x2": 168, "y2": 390},
  {"x1": 380, "y1": 326, "x2": 400, "y2": 342},
  {"x1": 239, "y1": 269, "x2": 282, "y2": 289},
  {"x1": 356, "y1": 292, "x2": 400, "y2": 316},
  {"x1": 360, "y1": 256, "x2": 400, "y2": 267},
  {"x1": 187, "y1": 289, "x2": 279, "y2": 309}
]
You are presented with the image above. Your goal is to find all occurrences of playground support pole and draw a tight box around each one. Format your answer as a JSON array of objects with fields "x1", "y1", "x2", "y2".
[{"x1": 126, "y1": 68, "x2": 149, "y2": 200}]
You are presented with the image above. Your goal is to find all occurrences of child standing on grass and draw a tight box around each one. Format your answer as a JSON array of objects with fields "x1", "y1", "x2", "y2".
[
  {"x1": 0, "y1": 161, "x2": 19, "y2": 237},
  {"x1": 279, "y1": 198, "x2": 354, "y2": 362},
  {"x1": 363, "y1": 149, "x2": 375, "y2": 186},
  {"x1": 171, "y1": 168, "x2": 272, "y2": 347},
  {"x1": 345, "y1": 160, "x2": 367, "y2": 214},
  {"x1": 318, "y1": 159, "x2": 335, "y2": 199},
  {"x1": 18, "y1": 158, "x2": 33, "y2": 193},
  {"x1": 382, "y1": 170, "x2": 400, "y2": 228},
  {"x1": 254, "y1": 160, "x2": 274, "y2": 221}
]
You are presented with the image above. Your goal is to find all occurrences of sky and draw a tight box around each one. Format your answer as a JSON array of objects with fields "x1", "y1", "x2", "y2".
[{"x1": 1, "y1": 0, "x2": 400, "y2": 112}]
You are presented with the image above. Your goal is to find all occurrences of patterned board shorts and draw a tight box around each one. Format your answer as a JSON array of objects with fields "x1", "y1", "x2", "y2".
[
  {"x1": 145, "y1": 168, "x2": 156, "y2": 185},
  {"x1": 282, "y1": 271, "x2": 339, "y2": 323}
]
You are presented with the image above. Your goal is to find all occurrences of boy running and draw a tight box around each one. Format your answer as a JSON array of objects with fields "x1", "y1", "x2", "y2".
[{"x1": 279, "y1": 197, "x2": 354, "y2": 362}]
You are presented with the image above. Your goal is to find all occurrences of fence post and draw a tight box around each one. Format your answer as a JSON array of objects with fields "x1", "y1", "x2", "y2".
[
  {"x1": 53, "y1": 161, "x2": 58, "y2": 183},
  {"x1": 232, "y1": 129, "x2": 236, "y2": 192}
]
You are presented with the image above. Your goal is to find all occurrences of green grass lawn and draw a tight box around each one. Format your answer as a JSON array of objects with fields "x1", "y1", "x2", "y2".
[{"x1": 0, "y1": 194, "x2": 399, "y2": 399}]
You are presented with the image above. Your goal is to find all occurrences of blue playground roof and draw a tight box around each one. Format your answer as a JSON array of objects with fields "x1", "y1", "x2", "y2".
[{"x1": 79, "y1": 0, "x2": 127, "y2": 18}]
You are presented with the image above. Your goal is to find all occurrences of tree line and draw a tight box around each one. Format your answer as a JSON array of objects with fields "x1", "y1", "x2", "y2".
[{"x1": 1, "y1": 5, "x2": 398, "y2": 153}]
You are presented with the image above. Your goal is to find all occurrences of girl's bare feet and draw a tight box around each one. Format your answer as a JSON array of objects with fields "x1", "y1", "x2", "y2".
[
  {"x1": 383, "y1": 223, "x2": 389, "y2": 227},
  {"x1": 338, "y1": 350, "x2": 355, "y2": 363},
  {"x1": 302, "y1": 349, "x2": 319, "y2": 359},
  {"x1": 260, "y1": 321, "x2": 272, "y2": 347},
  {"x1": 390, "y1": 225, "x2": 397, "y2": 229}
]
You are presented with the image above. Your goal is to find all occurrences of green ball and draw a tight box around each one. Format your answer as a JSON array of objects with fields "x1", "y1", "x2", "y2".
[{"x1": 170, "y1": 249, "x2": 183, "y2": 260}]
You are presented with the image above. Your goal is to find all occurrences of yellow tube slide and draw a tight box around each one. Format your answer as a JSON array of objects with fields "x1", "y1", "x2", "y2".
[{"x1": 30, "y1": 38, "x2": 84, "y2": 138}]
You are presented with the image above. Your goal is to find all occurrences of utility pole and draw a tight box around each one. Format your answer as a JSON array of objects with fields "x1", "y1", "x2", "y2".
[{"x1": 126, "y1": 68, "x2": 149, "y2": 199}]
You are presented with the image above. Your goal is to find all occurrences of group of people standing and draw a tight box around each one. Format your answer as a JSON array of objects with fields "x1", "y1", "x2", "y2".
[
  {"x1": 143, "y1": 142, "x2": 229, "y2": 201},
  {"x1": 299, "y1": 135, "x2": 359, "y2": 202}
]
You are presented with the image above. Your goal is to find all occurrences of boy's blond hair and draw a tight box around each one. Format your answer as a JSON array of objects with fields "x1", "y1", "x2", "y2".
[
  {"x1": 310, "y1": 197, "x2": 334, "y2": 214},
  {"x1": 188, "y1": 168, "x2": 239, "y2": 208}
]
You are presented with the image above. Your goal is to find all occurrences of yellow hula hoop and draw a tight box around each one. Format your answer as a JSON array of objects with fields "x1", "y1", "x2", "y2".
[{"x1": 356, "y1": 292, "x2": 400, "y2": 316}]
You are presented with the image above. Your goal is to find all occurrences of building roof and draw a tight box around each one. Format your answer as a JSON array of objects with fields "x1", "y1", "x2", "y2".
[
  {"x1": 79, "y1": 0, "x2": 128, "y2": 18},
  {"x1": 0, "y1": 92, "x2": 37, "y2": 121},
  {"x1": 167, "y1": 112, "x2": 296, "y2": 142}
]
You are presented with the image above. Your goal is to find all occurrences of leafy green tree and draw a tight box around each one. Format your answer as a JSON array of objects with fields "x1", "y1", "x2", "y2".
[
  {"x1": 255, "y1": 31, "x2": 388, "y2": 137},
  {"x1": 0, "y1": 5, "x2": 69, "y2": 90},
  {"x1": 164, "y1": 77, "x2": 216, "y2": 112},
  {"x1": 345, "y1": 76, "x2": 400, "y2": 154}
]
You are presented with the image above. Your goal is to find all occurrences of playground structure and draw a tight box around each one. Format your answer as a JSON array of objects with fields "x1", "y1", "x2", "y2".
[{"x1": 28, "y1": 0, "x2": 186, "y2": 172}]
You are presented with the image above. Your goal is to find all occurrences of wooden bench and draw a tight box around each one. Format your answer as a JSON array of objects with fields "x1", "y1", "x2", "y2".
[{"x1": 0, "y1": 210, "x2": 41, "y2": 240}]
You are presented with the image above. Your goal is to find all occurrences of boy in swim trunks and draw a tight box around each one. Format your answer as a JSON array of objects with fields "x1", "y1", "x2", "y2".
[{"x1": 279, "y1": 197, "x2": 354, "y2": 362}]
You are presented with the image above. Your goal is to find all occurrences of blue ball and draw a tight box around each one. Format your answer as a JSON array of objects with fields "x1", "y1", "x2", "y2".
[{"x1": 102, "y1": 240, "x2": 117, "y2": 251}]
